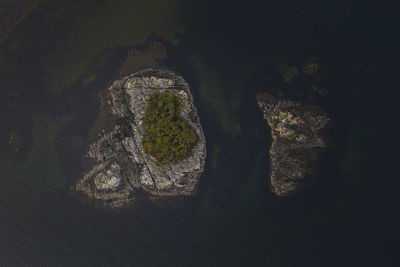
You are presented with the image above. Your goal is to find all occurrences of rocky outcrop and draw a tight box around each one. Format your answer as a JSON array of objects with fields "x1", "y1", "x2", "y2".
[
  {"x1": 257, "y1": 92, "x2": 330, "y2": 196},
  {"x1": 75, "y1": 69, "x2": 206, "y2": 208}
]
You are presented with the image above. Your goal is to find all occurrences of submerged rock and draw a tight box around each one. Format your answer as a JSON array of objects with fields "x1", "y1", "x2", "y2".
[
  {"x1": 303, "y1": 57, "x2": 332, "y2": 96},
  {"x1": 256, "y1": 92, "x2": 330, "y2": 196},
  {"x1": 302, "y1": 57, "x2": 321, "y2": 76},
  {"x1": 74, "y1": 69, "x2": 206, "y2": 208},
  {"x1": 8, "y1": 131, "x2": 23, "y2": 154}
]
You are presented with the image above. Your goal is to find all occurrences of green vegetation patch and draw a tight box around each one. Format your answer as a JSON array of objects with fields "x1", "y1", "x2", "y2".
[{"x1": 141, "y1": 92, "x2": 199, "y2": 164}]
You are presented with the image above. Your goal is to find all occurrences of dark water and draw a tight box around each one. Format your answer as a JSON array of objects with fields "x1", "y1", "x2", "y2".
[{"x1": 0, "y1": 0, "x2": 398, "y2": 266}]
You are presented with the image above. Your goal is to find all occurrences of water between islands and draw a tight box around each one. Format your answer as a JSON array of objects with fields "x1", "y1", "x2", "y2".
[{"x1": 0, "y1": 1, "x2": 391, "y2": 265}]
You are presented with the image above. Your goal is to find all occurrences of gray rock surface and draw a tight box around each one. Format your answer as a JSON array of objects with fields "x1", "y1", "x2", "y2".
[
  {"x1": 256, "y1": 92, "x2": 330, "y2": 196},
  {"x1": 75, "y1": 69, "x2": 206, "y2": 208}
]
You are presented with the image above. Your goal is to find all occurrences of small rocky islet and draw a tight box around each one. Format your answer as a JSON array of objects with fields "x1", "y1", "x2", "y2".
[
  {"x1": 256, "y1": 92, "x2": 330, "y2": 196},
  {"x1": 74, "y1": 69, "x2": 206, "y2": 208}
]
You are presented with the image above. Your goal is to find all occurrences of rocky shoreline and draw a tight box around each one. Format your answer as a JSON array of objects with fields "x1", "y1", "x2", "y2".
[
  {"x1": 257, "y1": 92, "x2": 330, "y2": 196},
  {"x1": 74, "y1": 69, "x2": 206, "y2": 208}
]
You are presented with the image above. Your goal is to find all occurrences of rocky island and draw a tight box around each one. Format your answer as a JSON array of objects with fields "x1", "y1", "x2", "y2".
[
  {"x1": 74, "y1": 69, "x2": 206, "y2": 208},
  {"x1": 257, "y1": 92, "x2": 330, "y2": 196}
]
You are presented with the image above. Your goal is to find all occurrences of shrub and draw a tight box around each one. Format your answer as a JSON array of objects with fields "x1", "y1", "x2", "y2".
[{"x1": 141, "y1": 92, "x2": 199, "y2": 164}]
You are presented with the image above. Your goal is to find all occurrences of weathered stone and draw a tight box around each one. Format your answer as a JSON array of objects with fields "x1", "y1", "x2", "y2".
[
  {"x1": 257, "y1": 92, "x2": 330, "y2": 196},
  {"x1": 74, "y1": 69, "x2": 206, "y2": 207}
]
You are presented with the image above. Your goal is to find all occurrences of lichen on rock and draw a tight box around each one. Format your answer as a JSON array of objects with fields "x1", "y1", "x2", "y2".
[
  {"x1": 74, "y1": 69, "x2": 206, "y2": 208},
  {"x1": 256, "y1": 92, "x2": 330, "y2": 196}
]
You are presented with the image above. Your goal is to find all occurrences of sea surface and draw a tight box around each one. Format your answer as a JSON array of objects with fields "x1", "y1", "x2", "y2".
[{"x1": 0, "y1": 0, "x2": 398, "y2": 266}]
